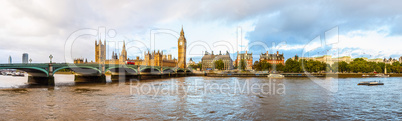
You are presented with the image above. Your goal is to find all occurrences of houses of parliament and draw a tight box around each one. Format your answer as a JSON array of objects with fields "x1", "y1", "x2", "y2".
[{"x1": 74, "y1": 27, "x2": 187, "y2": 68}]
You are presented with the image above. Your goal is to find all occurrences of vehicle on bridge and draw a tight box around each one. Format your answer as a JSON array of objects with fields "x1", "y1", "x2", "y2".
[{"x1": 126, "y1": 61, "x2": 135, "y2": 65}]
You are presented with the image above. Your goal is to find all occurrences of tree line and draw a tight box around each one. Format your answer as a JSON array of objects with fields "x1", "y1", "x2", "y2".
[
  {"x1": 253, "y1": 58, "x2": 402, "y2": 73},
  {"x1": 189, "y1": 57, "x2": 402, "y2": 73}
]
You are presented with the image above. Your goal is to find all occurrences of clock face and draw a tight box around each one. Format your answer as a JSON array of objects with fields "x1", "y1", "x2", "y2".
[{"x1": 179, "y1": 42, "x2": 182, "y2": 45}]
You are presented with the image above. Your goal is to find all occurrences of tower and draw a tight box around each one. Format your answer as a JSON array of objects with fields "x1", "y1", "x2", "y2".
[
  {"x1": 8, "y1": 56, "x2": 12, "y2": 64},
  {"x1": 178, "y1": 26, "x2": 187, "y2": 68},
  {"x1": 95, "y1": 39, "x2": 106, "y2": 63},
  {"x1": 119, "y1": 41, "x2": 127, "y2": 63},
  {"x1": 22, "y1": 53, "x2": 28, "y2": 64}
]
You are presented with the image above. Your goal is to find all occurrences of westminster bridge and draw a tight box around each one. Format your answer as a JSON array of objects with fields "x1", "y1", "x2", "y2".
[{"x1": 0, "y1": 63, "x2": 192, "y2": 85}]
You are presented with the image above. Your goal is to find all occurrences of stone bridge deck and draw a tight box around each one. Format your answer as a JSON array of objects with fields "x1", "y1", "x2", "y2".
[{"x1": 0, "y1": 63, "x2": 192, "y2": 85}]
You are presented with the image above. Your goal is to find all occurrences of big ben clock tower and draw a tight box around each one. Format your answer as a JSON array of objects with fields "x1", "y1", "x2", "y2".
[{"x1": 178, "y1": 26, "x2": 186, "y2": 69}]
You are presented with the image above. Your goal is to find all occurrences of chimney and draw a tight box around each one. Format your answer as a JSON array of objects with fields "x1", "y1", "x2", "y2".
[{"x1": 212, "y1": 51, "x2": 214, "y2": 55}]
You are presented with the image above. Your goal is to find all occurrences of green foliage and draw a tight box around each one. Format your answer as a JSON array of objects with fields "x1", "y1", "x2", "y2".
[
  {"x1": 282, "y1": 59, "x2": 327, "y2": 73},
  {"x1": 274, "y1": 57, "x2": 402, "y2": 73},
  {"x1": 253, "y1": 61, "x2": 272, "y2": 71},
  {"x1": 214, "y1": 59, "x2": 225, "y2": 70},
  {"x1": 198, "y1": 63, "x2": 202, "y2": 70},
  {"x1": 284, "y1": 59, "x2": 301, "y2": 73},
  {"x1": 327, "y1": 58, "x2": 402, "y2": 73},
  {"x1": 240, "y1": 59, "x2": 246, "y2": 71},
  {"x1": 276, "y1": 64, "x2": 285, "y2": 72}
]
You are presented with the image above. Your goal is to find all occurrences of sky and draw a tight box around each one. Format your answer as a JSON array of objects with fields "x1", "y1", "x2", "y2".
[{"x1": 1, "y1": 0, "x2": 402, "y2": 63}]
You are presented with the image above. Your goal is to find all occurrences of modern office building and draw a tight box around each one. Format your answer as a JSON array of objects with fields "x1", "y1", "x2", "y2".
[
  {"x1": 22, "y1": 53, "x2": 28, "y2": 64},
  {"x1": 8, "y1": 56, "x2": 12, "y2": 64}
]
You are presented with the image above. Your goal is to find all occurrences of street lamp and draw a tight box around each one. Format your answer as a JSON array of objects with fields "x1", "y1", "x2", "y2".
[
  {"x1": 29, "y1": 58, "x2": 32, "y2": 64},
  {"x1": 49, "y1": 54, "x2": 53, "y2": 63}
]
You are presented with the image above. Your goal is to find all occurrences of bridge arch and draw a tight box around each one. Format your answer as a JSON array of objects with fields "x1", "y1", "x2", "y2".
[
  {"x1": 139, "y1": 66, "x2": 161, "y2": 73},
  {"x1": 162, "y1": 68, "x2": 175, "y2": 73},
  {"x1": 106, "y1": 67, "x2": 138, "y2": 74},
  {"x1": 176, "y1": 68, "x2": 185, "y2": 73},
  {"x1": 53, "y1": 66, "x2": 101, "y2": 75},
  {"x1": 0, "y1": 67, "x2": 49, "y2": 77}
]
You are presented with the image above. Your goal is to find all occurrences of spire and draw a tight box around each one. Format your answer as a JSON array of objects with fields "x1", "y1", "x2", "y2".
[
  {"x1": 180, "y1": 25, "x2": 184, "y2": 36},
  {"x1": 123, "y1": 40, "x2": 126, "y2": 49}
]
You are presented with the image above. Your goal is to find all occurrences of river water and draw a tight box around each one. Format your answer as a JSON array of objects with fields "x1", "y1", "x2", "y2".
[{"x1": 0, "y1": 74, "x2": 400, "y2": 120}]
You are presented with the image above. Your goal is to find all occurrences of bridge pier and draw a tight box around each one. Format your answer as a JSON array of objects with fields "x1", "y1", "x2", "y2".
[
  {"x1": 111, "y1": 74, "x2": 139, "y2": 82},
  {"x1": 28, "y1": 75, "x2": 55, "y2": 86},
  {"x1": 74, "y1": 74, "x2": 106, "y2": 83}
]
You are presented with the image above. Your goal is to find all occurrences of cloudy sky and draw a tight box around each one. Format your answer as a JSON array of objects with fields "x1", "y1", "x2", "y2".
[{"x1": 1, "y1": 0, "x2": 402, "y2": 63}]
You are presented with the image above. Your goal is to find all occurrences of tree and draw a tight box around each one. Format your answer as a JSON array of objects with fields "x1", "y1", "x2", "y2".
[
  {"x1": 261, "y1": 61, "x2": 271, "y2": 71},
  {"x1": 198, "y1": 63, "x2": 202, "y2": 71},
  {"x1": 214, "y1": 59, "x2": 225, "y2": 70},
  {"x1": 331, "y1": 62, "x2": 339, "y2": 72},
  {"x1": 276, "y1": 64, "x2": 285, "y2": 72},
  {"x1": 374, "y1": 65, "x2": 382, "y2": 73},
  {"x1": 253, "y1": 61, "x2": 261, "y2": 71},
  {"x1": 240, "y1": 59, "x2": 246, "y2": 71},
  {"x1": 253, "y1": 61, "x2": 272, "y2": 71},
  {"x1": 284, "y1": 59, "x2": 301, "y2": 73}
]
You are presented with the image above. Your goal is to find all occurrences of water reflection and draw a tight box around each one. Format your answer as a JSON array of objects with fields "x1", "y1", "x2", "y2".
[{"x1": 0, "y1": 74, "x2": 400, "y2": 120}]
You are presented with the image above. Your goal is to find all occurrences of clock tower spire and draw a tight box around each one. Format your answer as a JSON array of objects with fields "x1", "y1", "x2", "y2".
[{"x1": 178, "y1": 26, "x2": 186, "y2": 68}]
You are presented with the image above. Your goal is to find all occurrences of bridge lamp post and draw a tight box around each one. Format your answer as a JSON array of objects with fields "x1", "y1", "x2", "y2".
[{"x1": 49, "y1": 54, "x2": 53, "y2": 63}]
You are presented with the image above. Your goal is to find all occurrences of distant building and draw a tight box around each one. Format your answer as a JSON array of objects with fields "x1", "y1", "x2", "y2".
[
  {"x1": 95, "y1": 39, "x2": 107, "y2": 63},
  {"x1": 399, "y1": 56, "x2": 402, "y2": 63},
  {"x1": 187, "y1": 58, "x2": 196, "y2": 68},
  {"x1": 384, "y1": 57, "x2": 398, "y2": 64},
  {"x1": 235, "y1": 51, "x2": 253, "y2": 70},
  {"x1": 8, "y1": 56, "x2": 12, "y2": 64},
  {"x1": 22, "y1": 53, "x2": 28, "y2": 64},
  {"x1": 259, "y1": 51, "x2": 284, "y2": 65},
  {"x1": 201, "y1": 51, "x2": 233, "y2": 70},
  {"x1": 292, "y1": 55, "x2": 384, "y2": 65},
  {"x1": 76, "y1": 39, "x2": 128, "y2": 64},
  {"x1": 129, "y1": 50, "x2": 177, "y2": 67},
  {"x1": 74, "y1": 58, "x2": 85, "y2": 64}
]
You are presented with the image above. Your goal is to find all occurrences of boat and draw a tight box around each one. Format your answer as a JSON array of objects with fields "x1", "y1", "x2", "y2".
[
  {"x1": 5, "y1": 72, "x2": 13, "y2": 76},
  {"x1": 12, "y1": 72, "x2": 25, "y2": 77},
  {"x1": 375, "y1": 74, "x2": 389, "y2": 77},
  {"x1": 362, "y1": 74, "x2": 371, "y2": 77},
  {"x1": 358, "y1": 81, "x2": 384, "y2": 85},
  {"x1": 267, "y1": 74, "x2": 284, "y2": 78}
]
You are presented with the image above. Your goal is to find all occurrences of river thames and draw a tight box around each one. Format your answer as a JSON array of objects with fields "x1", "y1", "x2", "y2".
[{"x1": 0, "y1": 74, "x2": 400, "y2": 120}]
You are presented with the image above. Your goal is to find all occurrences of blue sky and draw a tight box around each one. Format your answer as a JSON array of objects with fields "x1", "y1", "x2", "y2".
[{"x1": 1, "y1": 0, "x2": 402, "y2": 63}]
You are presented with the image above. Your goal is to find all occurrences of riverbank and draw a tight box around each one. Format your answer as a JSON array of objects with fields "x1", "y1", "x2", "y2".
[{"x1": 197, "y1": 73, "x2": 402, "y2": 78}]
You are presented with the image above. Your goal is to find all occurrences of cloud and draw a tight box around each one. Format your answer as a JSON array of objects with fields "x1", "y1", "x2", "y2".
[{"x1": 0, "y1": 0, "x2": 401, "y2": 63}]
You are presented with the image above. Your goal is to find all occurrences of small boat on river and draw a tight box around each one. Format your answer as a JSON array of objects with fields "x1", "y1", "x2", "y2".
[
  {"x1": 375, "y1": 74, "x2": 389, "y2": 77},
  {"x1": 358, "y1": 81, "x2": 384, "y2": 85},
  {"x1": 267, "y1": 74, "x2": 284, "y2": 78}
]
